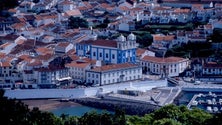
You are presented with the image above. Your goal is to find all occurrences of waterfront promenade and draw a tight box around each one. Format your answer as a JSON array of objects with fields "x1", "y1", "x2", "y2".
[{"x1": 4, "y1": 79, "x2": 167, "y2": 99}]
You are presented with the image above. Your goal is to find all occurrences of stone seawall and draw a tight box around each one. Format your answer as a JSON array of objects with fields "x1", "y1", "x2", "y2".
[
  {"x1": 4, "y1": 88, "x2": 86, "y2": 99},
  {"x1": 71, "y1": 97, "x2": 161, "y2": 116}
]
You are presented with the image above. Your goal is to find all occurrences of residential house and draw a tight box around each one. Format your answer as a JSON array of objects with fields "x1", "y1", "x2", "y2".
[
  {"x1": 0, "y1": 58, "x2": 23, "y2": 86},
  {"x1": 136, "y1": 48, "x2": 155, "y2": 61},
  {"x1": 202, "y1": 62, "x2": 222, "y2": 76},
  {"x1": 77, "y1": 1, "x2": 93, "y2": 13},
  {"x1": 115, "y1": 6, "x2": 130, "y2": 15},
  {"x1": 86, "y1": 63, "x2": 142, "y2": 86},
  {"x1": 34, "y1": 12, "x2": 59, "y2": 27},
  {"x1": 118, "y1": 21, "x2": 135, "y2": 31},
  {"x1": 76, "y1": 33, "x2": 137, "y2": 64},
  {"x1": 128, "y1": 7, "x2": 144, "y2": 21},
  {"x1": 19, "y1": 1, "x2": 35, "y2": 12},
  {"x1": 63, "y1": 9, "x2": 82, "y2": 19},
  {"x1": 32, "y1": 3, "x2": 50, "y2": 12},
  {"x1": 41, "y1": 35, "x2": 55, "y2": 43},
  {"x1": 150, "y1": 34, "x2": 176, "y2": 51},
  {"x1": 35, "y1": 47, "x2": 54, "y2": 55},
  {"x1": 186, "y1": 30, "x2": 206, "y2": 42},
  {"x1": 140, "y1": 56, "x2": 189, "y2": 77},
  {"x1": 55, "y1": 42, "x2": 74, "y2": 54},
  {"x1": 65, "y1": 60, "x2": 91, "y2": 83},
  {"x1": 171, "y1": 8, "x2": 192, "y2": 23},
  {"x1": 10, "y1": 22, "x2": 33, "y2": 33},
  {"x1": 34, "y1": 66, "x2": 70, "y2": 88},
  {"x1": 0, "y1": 34, "x2": 26, "y2": 44},
  {"x1": 204, "y1": 24, "x2": 213, "y2": 35},
  {"x1": 20, "y1": 28, "x2": 45, "y2": 39},
  {"x1": 212, "y1": 20, "x2": 222, "y2": 29},
  {"x1": 57, "y1": 0, "x2": 76, "y2": 12},
  {"x1": 118, "y1": 1, "x2": 133, "y2": 8},
  {"x1": 32, "y1": 0, "x2": 58, "y2": 12},
  {"x1": 175, "y1": 31, "x2": 188, "y2": 45},
  {"x1": 95, "y1": 3, "x2": 115, "y2": 13},
  {"x1": 0, "y1": 42, "x2": 17, "y2": 54}
]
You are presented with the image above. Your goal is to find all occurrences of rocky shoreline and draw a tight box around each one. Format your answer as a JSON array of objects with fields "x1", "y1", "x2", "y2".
[{"x1": 71, "y1": 97, "x2": 161, "y2": 116}]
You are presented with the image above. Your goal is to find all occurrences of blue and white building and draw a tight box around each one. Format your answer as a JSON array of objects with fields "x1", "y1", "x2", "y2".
[{"x1": 76, "y1": 33, "x2": 137, "y2": 64}]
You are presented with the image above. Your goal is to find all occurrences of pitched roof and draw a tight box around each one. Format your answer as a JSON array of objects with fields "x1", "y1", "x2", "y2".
[
  {"x1": 35, "y1": 47, "x2": 53, "y2": 55},
  {"x1": 0, "y1": 61, "x2": 11, "y2": 67},
  {"x1": 65, "y1": 61, "x2": 90, "y2": 68},
  {"x1": 1, "y1": 34, "x2": 19, "y2": 41},
  {"x1": 90, "y1": 63, "x2": 139, "y2": 72},
  {"x1": 64, "y1": 9, "x2": 82, "y2": 17},
  {"x1": 57, "y1": 42, "x2": 71, "y2": 48},
  {"x1": 27, "y1": 59, "x2": 42, "y2": 66},
  {"x1": 153, "y1": 34, "x2": 175, "y2": 41},
  {"x1": 136, "y1": 48, "x2": 146, "y2": 57},
  {"x1": 141, "y1": 56, "x2": 188, "y2": 63},
  {"x1": 203, "y1": 62, "x2": 222, "y2": 68},
  {"x1": 79, "y1": 39, "x2": 117, "y2": 48}
]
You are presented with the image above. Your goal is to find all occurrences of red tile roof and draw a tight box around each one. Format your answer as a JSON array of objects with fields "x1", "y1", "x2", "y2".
[
  {"x1": 90, "y1": 63, "x2": 139, "y2": 72},
  {"x1": 203, "y1": 62, "x2": 222, "y2": 68},
  {"x1": 79, "y1": 39, "x2": 117, "y2": 48},
  {"x1": 65, "y1": 61, "x2": 90, "y2": 68},
  {"x1": 141, "y1": 56, "x2": 188, "y2": 63},
  {"x1": 136, "y1": 48, "x2": 146, "y2": 57},
  {"x1": 0, "y1": 61, "x2": 11, "y2": 67},
  {"x1": 57, "y1": 42, "x2": 70, "y2": 48}
]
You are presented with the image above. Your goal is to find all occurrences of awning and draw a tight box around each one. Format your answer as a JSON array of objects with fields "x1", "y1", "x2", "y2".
[{"x1": 57, "y1": 77, "x2": 72, "y2": 81}]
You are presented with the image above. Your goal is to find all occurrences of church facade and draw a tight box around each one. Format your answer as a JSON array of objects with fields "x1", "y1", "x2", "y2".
[{"x1": 76, "y1": 33, "x2": 137, "y2": 64}]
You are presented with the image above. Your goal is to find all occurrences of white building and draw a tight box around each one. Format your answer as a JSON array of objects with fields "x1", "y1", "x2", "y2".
[
  {"x1": 140, "y1": 56, "x2": 189, "y2": 77},
  {"x1": 55, "y1": 42, "x2": 74, "y2": 54},
  {"x1": 76, "y1": 33, "x2": 137, "y2": 64},
  {"x1": 202, "y1": 62, "x2": 222, "y2": 76},
  {"x1": 34, "y1": 67, "x2": 71, "y2": 88},
  {"x1": 86, "y1": 63, "x2": 142, "y2": 86},
  {"x1": 65, "y1": 61, "x2": 91, "y2": 83},
  {"x1": 150, "y1": 34, "x2": 176, "y2": 50},
  {"x1": 0, "y1": 59, "x2": 23, "y2": 87},
  {"x1": 57, "y1": 0, "x2": 75, "y2": 12}
]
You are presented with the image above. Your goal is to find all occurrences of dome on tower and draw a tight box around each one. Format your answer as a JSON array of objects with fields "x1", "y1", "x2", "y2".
[
  {"x1": 118, "y1": 34, "x2": 126, "y2": 42},
  {"x1": 127, "y1": 33, "x2": 136, "y2": 40}
]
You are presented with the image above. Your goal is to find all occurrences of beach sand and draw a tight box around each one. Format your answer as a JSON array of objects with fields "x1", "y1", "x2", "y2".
[{"x1": 22, "y1": 99, "x2": 81, "y2": 111}]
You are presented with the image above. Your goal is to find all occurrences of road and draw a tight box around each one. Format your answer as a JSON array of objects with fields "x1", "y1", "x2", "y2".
[{"x1": 85, "y1": 79, "x2": 167, "y2": 96}]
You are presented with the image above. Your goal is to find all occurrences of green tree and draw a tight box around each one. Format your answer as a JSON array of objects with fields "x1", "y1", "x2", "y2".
[
  {"x1": 153, "y1": 118, "x2": 182, "y2": 125},
  {"x1": 127, "y1": 115, "x2": 152, "y2": 125},
  {"x1": 0, "y1": 0, "x2": 18, "y2": 11},
  {"x1": 64, "y1": 116, "x2": 79, "y2": 125},
  {"x1": 79, "y1": 111, "x2": 100, "y2": 125},
  {"x1": 100, "y1": 112, "x2": 113, "y2": 125},
  {"x1": 113, "y1": 108, "x2": 126, "y2": 125},
  {"x1": 153, "y1": 104, "x2": 182, "y2": 121},
  {"x1": 68, "y1": 16, "x2": 88, "y2": 29},
  {"x1": 183, "y1": 108, "x2": 212, "y2": 125}
]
